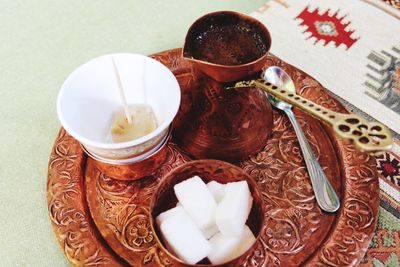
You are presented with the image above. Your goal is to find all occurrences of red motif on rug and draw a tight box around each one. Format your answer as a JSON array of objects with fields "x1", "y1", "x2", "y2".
[
  {"x1": 377, "y1": 152, "x2": 400, "y2": 186},
  {"x1": 295, "y1": 6, "x2": 359, "y2": 49}
]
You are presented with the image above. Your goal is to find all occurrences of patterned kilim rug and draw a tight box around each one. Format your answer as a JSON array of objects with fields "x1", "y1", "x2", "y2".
[
  {"x1": 251, "y1": 1, "x2": 400, "y2": 266},
  {"x1": 382, "y1": 0, "x2": 400, "y2": 9},
  {"x1": 368, "y1": 141, "x2": 400, "y2": 266}
]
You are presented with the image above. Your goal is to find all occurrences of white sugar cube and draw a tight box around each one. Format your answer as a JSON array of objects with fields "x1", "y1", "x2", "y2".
[
  {"x1": 174, "y1": 176, "x2": 217, "y2": 229},
  {"x1": 207, "y1": 181, "x2": 226, "y2": 203},
  {"x1": 236, "y1": 225, "x2": 256, "y2": 256},
  {"x1": 207, "y1": 233, "x2": 240, "y2": 265},
  {"x1": 207, "y1": 225, "x2": 256, "y2": 265},
  {"x1": 216, "y1": 181, "x2": 253, "y2": 236},
  {"x1": 160, "y1": 209, "x2": 211, "y2": 264},
  {"x1": 202, "y1": 224, "x2": 219, "y2": 239},
  {"x1": 156, "y1": 206, "x2": 185, "y2": 254},
  {"x1": 156, "y1": 206, "x2": 184, "y2": 227}
]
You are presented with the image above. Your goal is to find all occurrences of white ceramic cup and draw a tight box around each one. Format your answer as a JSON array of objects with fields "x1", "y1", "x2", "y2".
[{"x1": 57, "y1": 53, "x2": 181, "y2": 161}]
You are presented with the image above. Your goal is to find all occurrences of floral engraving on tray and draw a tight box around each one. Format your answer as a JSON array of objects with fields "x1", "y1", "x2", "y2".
[
  {"x1": 316, "y1": 147, "x2": 378, "y2": 267},
  {"x1": 125, "y1": 214, "x2": 154, "y2": 248},
  {"x1": 49, "y1": 142, "x2": 77, "y2": 170},
  {"x1": 96, "y1": 174, "x2": 155, "y2": 252},
  {"x1": 241, "y1": 108, "x2": 324, "y2": 265},
  {"x1": 48, "y1": 50, "x2": 379, "y2": 266},
  {"x1": 86, "y1": 143, "x2": 191, "y2": 266},
  {"x1": 47, "y1": 129, "x2": 119, "y2": 266}
]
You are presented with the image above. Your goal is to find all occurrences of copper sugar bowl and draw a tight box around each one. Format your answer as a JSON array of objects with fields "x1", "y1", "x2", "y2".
[
  {"x1": 173, "y1": 11, "x2": 273, "y2": 162},
  {"x1": 150, "y1": 160, "x2": 265, "y2": 266}
]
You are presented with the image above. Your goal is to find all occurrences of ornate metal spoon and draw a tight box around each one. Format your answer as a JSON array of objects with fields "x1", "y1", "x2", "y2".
[
  {"x1": 264, "y1": 66, "x2": 340, "y2": 213},
  {"x1": 233, "y1": 78, "x2": 392, "y2": 152}
]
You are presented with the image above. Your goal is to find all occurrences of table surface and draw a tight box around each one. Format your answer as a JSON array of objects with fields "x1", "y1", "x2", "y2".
[{"x1": 0, "y1": 1, "x2": 266, "y2": 266}]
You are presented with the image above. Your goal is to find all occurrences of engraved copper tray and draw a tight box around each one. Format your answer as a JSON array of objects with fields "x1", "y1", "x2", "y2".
[{"x1": 47, "y1": 49, "x2": 379, "y2": 266}]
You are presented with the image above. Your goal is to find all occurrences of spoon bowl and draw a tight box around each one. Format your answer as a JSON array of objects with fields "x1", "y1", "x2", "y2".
[
  {"x1": 264, "y1": 67, "x2": 296, "y2": 93},
  {"x1": 264, "y1": 67, "x2": 296, "y2": 109}
]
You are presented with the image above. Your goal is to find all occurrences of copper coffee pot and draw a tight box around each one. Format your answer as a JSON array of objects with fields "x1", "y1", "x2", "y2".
[{"x1": 173, "y1": 11, "x2": 273, "y2": 162}]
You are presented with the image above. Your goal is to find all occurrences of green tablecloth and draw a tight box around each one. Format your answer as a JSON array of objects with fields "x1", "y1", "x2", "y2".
[{"x1": 0, "y1": 1, "x2": 265, "y2": 265}]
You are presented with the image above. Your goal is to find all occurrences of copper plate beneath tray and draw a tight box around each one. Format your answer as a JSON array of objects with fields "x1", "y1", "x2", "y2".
[{"x1": 47, "y1": 49, "x2": 379, "y2": 266}]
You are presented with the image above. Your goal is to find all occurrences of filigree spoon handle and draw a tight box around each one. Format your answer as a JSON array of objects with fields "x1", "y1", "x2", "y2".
[{"x1": 234, "y1": 79, "x2": 393, "y2": 152}]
